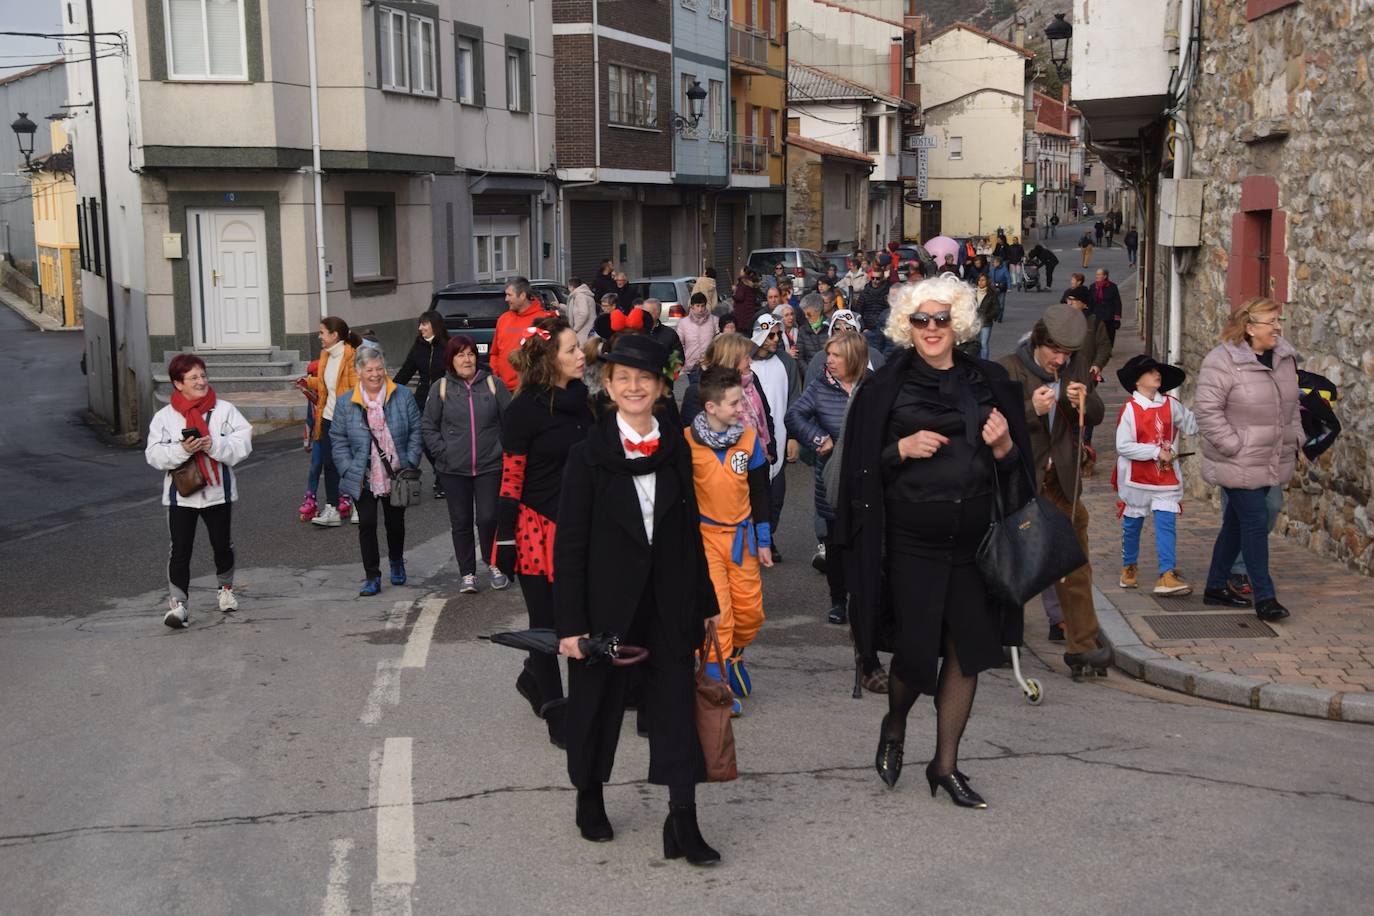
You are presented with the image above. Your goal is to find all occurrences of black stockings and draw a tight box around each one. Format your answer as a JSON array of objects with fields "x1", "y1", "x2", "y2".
[{"x1": 882, "y1": 636, "x2": 979, "y2": 776}]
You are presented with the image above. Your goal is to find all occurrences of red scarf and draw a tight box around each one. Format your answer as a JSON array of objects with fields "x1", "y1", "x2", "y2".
[{"x1": 170, "y1": 387, "x2": 222, "y2": 486}]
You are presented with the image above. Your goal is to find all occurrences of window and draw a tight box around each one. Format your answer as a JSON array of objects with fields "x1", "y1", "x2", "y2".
[
  {"x1": 948, "y1": 136, "x2": 962, "y2": 160},
  {"x1": 505, "y1": 36, "x2": 530, "y2": 112},
  {"x1": 768, "y1": 0, "x2": 779, "y2": 39},
  {"x1": 708, "y1": 79, "x2": 725, "y2": 140},
  {"x1": 455, "y1": 23, "x2": 484, "y2": 106},
  {"x1": 844, "y1": 173, "x2": 852, "y2": 209},
  {"x1": 378, "y1": 5, "x2": 438, "y2": 97},
  {"x1": 473, "y1": 216, "x2": 522, "y2": 282},
  {"x1": 1226, "y1": 175, "x2": 1288, "y2": 307},
  {"x1": 865, "y1": 117, "x2": 880, "y2": 153},
  {"x1": 608, "y1": 64, "x2": 658, "y2": 129},
  {"x1": 345, "y1": 192, "x2": 398, "y2": 294},
  {"x1": 680, "y1": 73, "x2": 700, "y2": 137},
  {"x1": 768, "y1": 109, "x2": 780, "y2": 153},
  {"x1": 164, "y1": 0, "x2": 247, "y2": 80}
]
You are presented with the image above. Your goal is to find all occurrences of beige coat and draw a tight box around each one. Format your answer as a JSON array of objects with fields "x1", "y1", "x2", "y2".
[{"x1": 1194, "y1": 338, "x2": 1302, "y2": 490}]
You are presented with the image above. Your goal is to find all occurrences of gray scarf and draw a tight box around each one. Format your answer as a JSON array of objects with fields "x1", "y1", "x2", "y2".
[
  {"x1": 1015, "y1": 338, "x2": 1057, "y2": 384},
  {"x1": 691, "y1": 411, "x2": 744, "y2": 451}
]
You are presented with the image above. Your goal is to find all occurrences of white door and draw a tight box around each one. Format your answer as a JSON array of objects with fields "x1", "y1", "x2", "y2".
[{"x1": 189, "y1": 208, "x2": 270, "y2": 349}]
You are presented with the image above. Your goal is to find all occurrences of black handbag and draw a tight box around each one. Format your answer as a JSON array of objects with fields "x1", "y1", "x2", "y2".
[{"x1": 976, "y1": 464, "x2": 1088, "y2": 607}]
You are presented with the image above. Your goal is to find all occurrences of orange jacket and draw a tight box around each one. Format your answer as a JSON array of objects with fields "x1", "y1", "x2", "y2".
[
  {"x1": 490, "y1": 301, "x2": 555, "y2": 391},
  {"x1": 305, "y1": 343, "x2": 358, "y2": 440}
]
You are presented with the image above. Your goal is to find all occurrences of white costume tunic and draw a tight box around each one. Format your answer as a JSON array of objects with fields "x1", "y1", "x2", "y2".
[{"x1": 1114, "y1": 391, "x2": 1198, "y2": 517}]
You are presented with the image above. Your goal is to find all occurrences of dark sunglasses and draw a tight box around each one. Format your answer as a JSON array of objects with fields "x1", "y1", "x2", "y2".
[{"x1": 909, "y1": 311, "x2": 953, "y2": 329}]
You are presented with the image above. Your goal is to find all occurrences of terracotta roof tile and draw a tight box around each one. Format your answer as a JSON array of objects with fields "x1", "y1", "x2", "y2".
[{"x1": 786, "y1": 133, "x2": 874, "y2": 164}]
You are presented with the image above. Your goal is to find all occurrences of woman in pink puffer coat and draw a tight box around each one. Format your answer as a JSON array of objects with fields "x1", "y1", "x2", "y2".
[
  {"x1": 1193, "y1": 297, "x2": 1302, "y2": 622},
  {"x1": 678, "y1": 293, "x2": 719, "y2": 384}
]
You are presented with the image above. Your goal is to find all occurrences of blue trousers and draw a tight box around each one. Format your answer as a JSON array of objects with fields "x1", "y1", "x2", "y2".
[
  {"x1": 1122, "y1": 510, "x2": 1177, "y2": 578},
  {"x1": 305, "y1": 436, "x2": 326, "y2": 493},
  {"x1": 979, "y1": 325, "x2": 993, "y2": 359},
  {"x1": 1221, "y1": 485, "x2": 1283, "y2": 576},
  {"x1": 1207, "y1": 487, "x2": 1278, "y2": 602}
]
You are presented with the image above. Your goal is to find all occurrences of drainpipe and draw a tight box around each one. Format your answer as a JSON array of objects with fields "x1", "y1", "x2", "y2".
[
  {"x1": 1166, "y1": 0, "x2": 1197, "y2": 364},
  {"x1": 592, "y1": 0, "x2": 601, "y2": 176},
  {"x1": 305, "y1": 0, "x2": 329, "y2": 318},
  {"x1": 529, "y1": 0, "x2": 544, "y2": 278},
  {"x1": 85, "y1": 0, "x2": 121, "y2": 433}
]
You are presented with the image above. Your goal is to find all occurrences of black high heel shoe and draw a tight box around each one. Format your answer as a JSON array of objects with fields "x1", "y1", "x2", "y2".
[
  {"x1": 925, "y1": 763, "x2": 987, "y2": 809},
  {"x1": 874, "y1": 714, "x2": 904, "y2": 788},
  {"x1": 575, "y1": 787, "x2": 613, "y2": 842},
  {"x1": 663, "y1": 804, "x2": 720, "y2": 865}
]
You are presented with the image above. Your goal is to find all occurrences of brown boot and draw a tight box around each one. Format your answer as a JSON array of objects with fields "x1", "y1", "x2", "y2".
[
  {"x1": 1153, "y1": 570, "x2": 1192, "y2": 596},
  {"x1": 1119, "y1": 564, "x2": 1138, "y2": 589}
]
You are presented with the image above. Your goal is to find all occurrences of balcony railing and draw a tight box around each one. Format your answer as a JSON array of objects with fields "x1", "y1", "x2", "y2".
[
  {"x1": 730, "y1": 24, "x2": 768, "y2": 70},
  {"x1": 731, "y1": 136, "x2": 768, "y2": 173}
]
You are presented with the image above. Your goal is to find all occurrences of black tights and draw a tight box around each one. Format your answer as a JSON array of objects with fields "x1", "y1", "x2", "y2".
[{"x1": 882, "y1": 635, "x2": 979, "y2": 776}]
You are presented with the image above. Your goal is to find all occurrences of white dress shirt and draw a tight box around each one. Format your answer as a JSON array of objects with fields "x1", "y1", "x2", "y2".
[{"x1": 617, "y1": 413, "x2": 660, "y2": 543}]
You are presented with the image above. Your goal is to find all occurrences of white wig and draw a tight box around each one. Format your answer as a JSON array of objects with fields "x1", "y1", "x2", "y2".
[{"x1": 884, "y1": 274, "x2": 980, "y2": 346}]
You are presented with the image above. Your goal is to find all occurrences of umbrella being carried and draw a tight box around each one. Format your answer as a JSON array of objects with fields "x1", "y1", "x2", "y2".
[{"x1": 483, "y1": 628, "x2": 649, "y2": 666}]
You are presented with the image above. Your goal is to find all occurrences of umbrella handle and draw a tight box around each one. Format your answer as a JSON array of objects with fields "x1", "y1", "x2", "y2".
[{"x1": 609, "y1": 645, "x2": 649, "y2": 667}]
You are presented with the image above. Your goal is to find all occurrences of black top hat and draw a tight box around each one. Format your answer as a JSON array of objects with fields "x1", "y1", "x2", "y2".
[
  {"x1": 601, "y1": 333, "x2": 670, "y2": 376},
  {"x1": 1117, "y1": 354, "x2": 1186, "y2": 394}
]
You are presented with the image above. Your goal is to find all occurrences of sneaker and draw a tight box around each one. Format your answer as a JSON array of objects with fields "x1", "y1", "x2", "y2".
[
  {"x1": 1227, "y1": 574, "x2": 1253, "y2": 596},
  {"x1": 1119, "y1": 564, "x2": 1138, "y2": 589},
  {"x1": 350, "y1": 509, "x2": 359, "y2": 525},
  {"x1": 433, "y1": 484, "x2": 446, "y2": 500},
  {"x1": 811, "y1": 543, "x2": 827, "y2": 573},
  {"x1": 490, "y1": 569, "x2": 510, "y2": 590},
  {"x1": 827, "y1": 604, "x2": 847, "y2": 625},
  {"x1": 460, "y1": 574, "x2": 479, "y2": 594},
  {"x1": 163, "y1": 601, "x2": 189, "y2": 629},
  {"x1": 1153, "y1": 570, "x2": 1192, "y2": 596},
  {"x1": 217, "y1": 586, "x2": 239, "y2": 612},
  {"x1": 389, "y1": 559, "x2": 407, "y2": 586},
  {"x1": 311, "y1": 505, "x2": 342, "y2": 527}
]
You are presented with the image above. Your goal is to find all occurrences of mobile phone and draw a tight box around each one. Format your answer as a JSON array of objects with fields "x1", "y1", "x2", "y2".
[{"x1": 181, "y1": 428, "x2": 199, "y2": 441}]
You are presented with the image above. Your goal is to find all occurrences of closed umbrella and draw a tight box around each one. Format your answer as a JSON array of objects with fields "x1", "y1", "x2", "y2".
[{"x1": 483, "y1": 629, "x2": 648, "y2": 666}]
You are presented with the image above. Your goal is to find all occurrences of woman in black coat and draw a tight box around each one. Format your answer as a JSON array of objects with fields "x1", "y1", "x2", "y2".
[
  {"x1": 834, "y1": 274, "x2": 1036, "y2": 809},
  {"x1": 554, "y1": 334, "x2": 723, "y2": 865},
  {"x1": 394, "y1": 309, "x2": 450, "y2": 497}
]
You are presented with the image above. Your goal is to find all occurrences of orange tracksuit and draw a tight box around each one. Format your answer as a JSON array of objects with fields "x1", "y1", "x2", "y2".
[{"x1": 686, "y1": 425, "x2": 771, "y2": 658}]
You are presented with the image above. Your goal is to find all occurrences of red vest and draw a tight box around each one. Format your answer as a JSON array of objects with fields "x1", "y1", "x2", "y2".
[{"x1": 1116, "y1": 397, "x2": 1180, "y2": 489}]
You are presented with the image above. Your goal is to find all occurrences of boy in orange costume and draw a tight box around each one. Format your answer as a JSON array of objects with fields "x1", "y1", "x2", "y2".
[{"x1": 685, "y1": 365, "x2": 774, "y2": 715}]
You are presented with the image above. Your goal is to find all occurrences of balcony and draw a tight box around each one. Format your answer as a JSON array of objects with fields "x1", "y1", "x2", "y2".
[
  {"x1": 730, "y1": 24, "x2": 768, "y2": 72},
  {"x1": 1070, "y1": 0, "x2": 1173, "y2": 143},
  {"x1": 731, "y1": 136, "x2": 768, "y2": 173}
]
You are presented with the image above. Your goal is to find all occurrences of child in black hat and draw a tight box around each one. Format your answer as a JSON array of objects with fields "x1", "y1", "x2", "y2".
[{"x1": 1113, "y1": 354, "x2": 1199, "y2": 596}]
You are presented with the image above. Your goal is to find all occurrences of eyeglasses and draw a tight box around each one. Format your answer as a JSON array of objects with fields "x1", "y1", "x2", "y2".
[
  {"x1": 1247, "y1": 316, "x2": 1285, "y2": 327},
  {"x1": 909, "y1": 311, "x2": 953, "y2": 329}
]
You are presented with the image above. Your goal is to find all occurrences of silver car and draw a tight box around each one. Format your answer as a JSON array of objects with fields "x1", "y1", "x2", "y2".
[{"x1": 623, "y1": 276, "x2": 728, "y2": 327}]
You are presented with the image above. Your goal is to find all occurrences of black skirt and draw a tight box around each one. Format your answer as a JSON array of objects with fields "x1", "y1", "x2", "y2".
[{"x1": 884, "y1": 494, "x2": 1003, "y2": 694}]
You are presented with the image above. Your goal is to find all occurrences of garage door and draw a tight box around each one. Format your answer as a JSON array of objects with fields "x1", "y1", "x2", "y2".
[
  {"x1": 713, "y1": 203, "x2": 734, "y2": 277},
  {"x1": 642, "y1": 206, "x2": 673, "y2": 276},
  {"x1": 569, "y1": 201, "x2": 613, "y2": 282}
]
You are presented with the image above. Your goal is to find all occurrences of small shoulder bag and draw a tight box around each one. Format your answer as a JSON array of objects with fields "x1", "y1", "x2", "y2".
[{"x1": 367, "y1": 426, "x2": 422, "y2": 508}]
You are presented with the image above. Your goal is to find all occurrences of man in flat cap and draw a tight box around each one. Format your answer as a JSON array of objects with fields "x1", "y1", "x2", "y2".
[{"x1": 998, "y1": 304, "x2": 1110, "y2": 675}]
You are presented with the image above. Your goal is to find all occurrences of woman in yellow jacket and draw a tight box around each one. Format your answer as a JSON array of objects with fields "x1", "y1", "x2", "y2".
[{"x1": 303, "y1": 316, "x2": 361, "y2": 526}]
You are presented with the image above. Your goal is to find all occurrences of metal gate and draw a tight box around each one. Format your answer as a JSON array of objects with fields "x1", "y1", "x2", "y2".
[
  {"x1": 712, "y1": 203, "x2": 734, "y2": 276},
  {"x1": 642, "y1": 206, "x2": 673, "y2": 276},
  {"x1": 569, "y1": 201, "x2": 613, "y2": 282}
]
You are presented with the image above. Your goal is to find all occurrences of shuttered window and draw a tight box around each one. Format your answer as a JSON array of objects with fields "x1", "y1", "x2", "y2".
[
  {"x1": 165, "y1": 0, "x2": 247, "y2": 80},
  {"x1": 350, "y1": 207, "x2": 382, "y2": 280}
]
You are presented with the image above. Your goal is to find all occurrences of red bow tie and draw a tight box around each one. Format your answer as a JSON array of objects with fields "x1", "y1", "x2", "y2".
[{"x1": 624, "y1": 437, "x2": 660, "y2": 457}]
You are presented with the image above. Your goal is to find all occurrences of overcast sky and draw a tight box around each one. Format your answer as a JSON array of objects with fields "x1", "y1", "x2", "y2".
[{"x1": 0, "y1": 0, "x2": 66, "y2": 74}]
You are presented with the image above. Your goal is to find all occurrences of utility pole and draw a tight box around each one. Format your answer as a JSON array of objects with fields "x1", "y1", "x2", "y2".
[{"x1": 86, "y1": 0, "x2": 121, "y2": 433}]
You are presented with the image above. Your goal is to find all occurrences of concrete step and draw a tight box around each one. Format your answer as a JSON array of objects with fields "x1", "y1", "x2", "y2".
[
  {"x1": 153, "y1": 373, "x2": 305, "y2": 394},
  {"x1": 155, "y1": 388, "x2": 308, "y2": 433},
  {"x1": 188, "y1": 359, "x2": 300, "y2": 378},
  {"x1": 164, "y1": 347, "x2": 304, "y2": 366}
]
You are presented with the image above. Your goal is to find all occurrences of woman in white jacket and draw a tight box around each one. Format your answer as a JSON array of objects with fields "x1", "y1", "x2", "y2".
[{"x1": 145, "y1": 354, "x2": 254, "y2": 628}]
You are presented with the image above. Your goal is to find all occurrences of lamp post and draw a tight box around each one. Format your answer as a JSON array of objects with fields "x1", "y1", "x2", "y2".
[
  {"x1": 669, "y1": 79, "x2": 708, "y2": 133},
  {"x1": 10, "y1": 112, "x2": 37, "y2": 170},
  {"x1": 1044, "y1": 12, "x2": 1073, "y2": 81}
]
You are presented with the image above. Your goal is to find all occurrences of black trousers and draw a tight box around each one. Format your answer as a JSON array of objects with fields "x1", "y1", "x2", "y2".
[
  {"x1": 519, "y1": 574, "x2": 565, "y2": 708},
  {"x1": 1105, "y1": 319, "x2": 1120, "y2": 347},
  {"x1": 769, "y1": 467, "x2": 787, "y2": 534},
  {"x1": 167, "y1": 501, "x2": 234, "y2": 603},
  {"x1": 438, "y1": 471, "x2": 499, "y2": 576},
  {"x1": 355, "y1": 486, "x2": 407, "y2": 578},
  {"x1": 824, "y1": 530, "x2": 847, "y2": 606},
  {"x1": 1043, "y1": 263, "x2": 1056, "y2": 288},
  {"x1": 565, "y1": 595, "x2": 705, "y2": 789}
]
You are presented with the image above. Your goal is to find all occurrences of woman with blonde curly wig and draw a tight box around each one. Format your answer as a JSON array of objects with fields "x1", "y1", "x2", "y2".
[{"x1": 833, "y1": 271, "x2": 1037, "y2": 809}]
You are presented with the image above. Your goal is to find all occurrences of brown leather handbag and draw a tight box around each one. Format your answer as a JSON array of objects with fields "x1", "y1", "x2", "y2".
[
  {"x1": 171, "y1": 458, "x2": 207, "y2": 498},
  {"x1": 695, "y1": 621, "x2": 738, "y2": 782}
]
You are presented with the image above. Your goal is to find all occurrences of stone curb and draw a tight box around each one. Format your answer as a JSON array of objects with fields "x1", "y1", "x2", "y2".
[
  {"x1": 1090, "y1": 586, "x2": 1371, "y2": 725},
  {"x1": 0, "y1": 287, "x2": 78, "y2": 332}
]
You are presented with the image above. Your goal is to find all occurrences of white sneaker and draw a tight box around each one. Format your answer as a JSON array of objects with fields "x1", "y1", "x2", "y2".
[
  {"x1": 164, "y1": 601, "x2": 189, "y2": 629},
  {"x1": 460, "y1": 574, "x2": 479, "y2": 594},
  {"x1": 311, "y1": 505, "x2": 342, "y2": 527},
  {"x1": 490, "y1": 569, "x2": 510, "y2": 590},
  {"x1": 350, "y1": 509, "x2": 359, "y2": 525},
  {"x1": 218, "y1": 586, "x2": 239, "y2": 612}
]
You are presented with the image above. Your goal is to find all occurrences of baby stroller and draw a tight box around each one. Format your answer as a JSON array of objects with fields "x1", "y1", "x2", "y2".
[{"x1": 1021, "y1": 259, "x2": 1042, "y2": 291}]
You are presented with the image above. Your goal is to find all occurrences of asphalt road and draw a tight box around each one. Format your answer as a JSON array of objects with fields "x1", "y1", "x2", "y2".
[{"x1": 3, "y1": 228, "x2": 1372, "y2": 914}]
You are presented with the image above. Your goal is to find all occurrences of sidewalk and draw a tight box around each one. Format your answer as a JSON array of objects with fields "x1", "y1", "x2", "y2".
[
  {"x1": 0, "y1": 284, "x2": 79, "y2": 332},
  {"x1": 1081, "y1": 313, "x2": 1374, "y2": 724}
]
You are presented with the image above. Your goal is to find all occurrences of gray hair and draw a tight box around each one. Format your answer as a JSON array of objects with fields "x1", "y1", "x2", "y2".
[
  {"x1": 799, "y1": 292, "x2": 825, "y2": 316},
  {"x1": 354, "y1": 344, "x2": 386, "y2": 371},
  {"x1": 641, "y1": 298, "x2": 662, "y2": 318}
]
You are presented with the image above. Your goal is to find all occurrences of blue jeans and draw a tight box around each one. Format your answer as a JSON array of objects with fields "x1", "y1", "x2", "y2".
[
  {"x1": 1207, "y1": 487, "x2": 1278, "y2": 601},
  {"x1": 306, "y1": 436, "x2": 325, "y2": 494},
  {"x1": 1122, "y1": 510, "x2": 1177, "y2": 578},
  {"x1": 863, "y1": 327, "x2": 889, "y2": 357},
  {"x1": 1221, "y1": 485, "x2": 1283, "y2": 576},
  {"x1": 979, "y1": 325, "x2": 993, "y2": 359}
]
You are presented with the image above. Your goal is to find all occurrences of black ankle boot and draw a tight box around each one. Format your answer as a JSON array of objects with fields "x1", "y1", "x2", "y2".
[
  {"x1": 516, "y1": 664, "x2": 543, "y2": 717},
  {"x1": 874, "y1": 714, "x2": 904, "y2": 788},
  {"x1": 541, "y1": 699, "x2": 567, "y2": 749},
  {"x1": 575, "y1": 787, "x2": 613, "y2": 842},
  {"x1": 925, "y1": 762, "x2": 988, "y2": 809},
  {"x1": 662, "y1": 804, "x2": 720, "y2": 865}
]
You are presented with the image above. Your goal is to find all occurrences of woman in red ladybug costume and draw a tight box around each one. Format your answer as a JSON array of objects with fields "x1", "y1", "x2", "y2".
[{"x1": 493, "y1": 316, "x2": 593, "y2": 748}]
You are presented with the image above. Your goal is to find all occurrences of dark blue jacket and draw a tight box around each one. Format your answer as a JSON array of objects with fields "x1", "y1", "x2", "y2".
[
  {"x1": 330, "y1": 381, "x2": 423, "y2": 499},
  {"x1": 785, "y1": 369, "x2": 864, "y2": 520}
]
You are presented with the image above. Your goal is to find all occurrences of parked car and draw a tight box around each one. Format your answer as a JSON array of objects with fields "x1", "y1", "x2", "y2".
[
  {"x1": 866, "y1": 244, "x2": 938, "y2": 278},
  {"x1": 746, "y1": 247, "x2": 829, "y2": 293},
  {"x1": 821, "y1": 252, "x2": 851, "y2": 276},
  {"x1": 622, "y1": 277, "x2": 730, "y2": 327},
  {"x1": 430, "y1": 279, "x2": 568, "y2": 362}
]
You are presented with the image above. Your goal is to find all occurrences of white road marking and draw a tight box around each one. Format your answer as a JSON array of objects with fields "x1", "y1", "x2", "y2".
[
  {"x1": 360, "y1": 659, "x2": 401, "y2": 725},
  {"x1": 384, "y1": 600, "x2": 409, "y2": 631},
  {"x1": 368, "y1": 745, "x2": 384, "y2": 806},
  {"x1": 320, "y1": 837, "x2": 354, "y2": 916},
  {"x1": 400, "y1": 597, "x2": 444, "y2": 669},
  {"x1": 372, "y1": 737, "x2": 415, "y2": 915}
]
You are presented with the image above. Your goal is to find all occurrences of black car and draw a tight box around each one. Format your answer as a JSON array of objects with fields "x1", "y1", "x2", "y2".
[{"x1": 429, "y1": 280, "x2": 567, "y2": 362}]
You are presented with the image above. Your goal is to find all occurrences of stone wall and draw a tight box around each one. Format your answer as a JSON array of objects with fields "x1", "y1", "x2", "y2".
[
  {"x1": 1166, "y1": 0, "x2": 1374, "y2": 574},
  {"x1": 786, "y1": 146, "x2": 823, "y2": 251}
]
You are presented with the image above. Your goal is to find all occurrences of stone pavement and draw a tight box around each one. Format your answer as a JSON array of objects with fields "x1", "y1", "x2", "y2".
[
  {"x1": 0, "y1": 284, "x2": 79, "y2": 332},
  {"x1": 1075, "y1": 311, "x2": 1374, "y2": 724}
]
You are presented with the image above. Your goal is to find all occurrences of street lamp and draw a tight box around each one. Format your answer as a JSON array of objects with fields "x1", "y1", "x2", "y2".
[
  {"x1": 10, "y1": 111, "x2": 37, "y2": 170},
  {"x1": 1044, "y1": 13, "x2": 1073, "y2": 81},
  {"x1": 669, "y1": 80, "x2": 708, "y2": 133}
]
